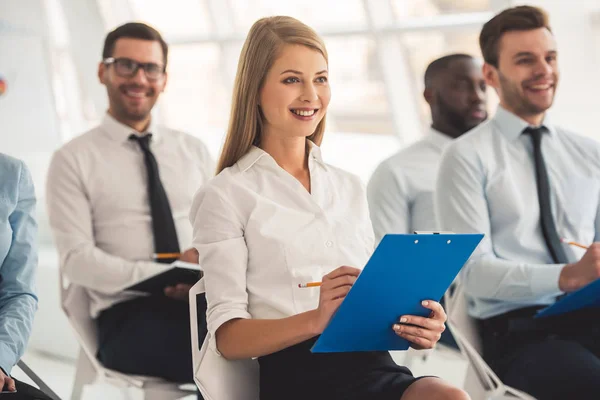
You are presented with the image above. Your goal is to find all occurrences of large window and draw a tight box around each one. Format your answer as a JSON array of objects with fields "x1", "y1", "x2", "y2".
[
  {"x1": 129, "y1": 0, "x2": 213, "y2": 37},
  {"x1": 90, "y1": 0, "x2": 503, "y2": 179},
  {"x1": 161, "y1": 43, "x2": 229, "y2": 147},
  {"x1": 391, "y1": 0, "x2": 491, "y2": 19},
  {"x1": 229, "y1": 0, "x2": 367, "y2": 32}
]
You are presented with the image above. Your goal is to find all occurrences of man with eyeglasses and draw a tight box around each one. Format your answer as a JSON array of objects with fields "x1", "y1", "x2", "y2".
[{"x1": 46, "y1": 23, "x2": 212, "y2": 392}]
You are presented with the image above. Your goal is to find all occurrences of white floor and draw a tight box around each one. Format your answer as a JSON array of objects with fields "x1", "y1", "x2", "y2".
[{"x1": 12, "y1": 347, "x2": 469, "y2": 400}]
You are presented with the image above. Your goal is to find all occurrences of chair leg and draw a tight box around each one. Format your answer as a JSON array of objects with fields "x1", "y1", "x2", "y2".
[
  {"x1": 16, "y1": 360, "x2": 61, "y2": 400},
  {"x1": 71, "y1": 349, "x2": 97, "y2": 400},
  {"x1": 143, "y1": 387, "x2": 188, "y2": 400},
  {"x1": 463, "y1": 364, "x2": 488, "y2": 400},
  {"x1": 402, "y1": 348, "x2": 430, "y2": 369},
  {"x1": 488, "y1": 384, "x2": 537, "y2": 400}
]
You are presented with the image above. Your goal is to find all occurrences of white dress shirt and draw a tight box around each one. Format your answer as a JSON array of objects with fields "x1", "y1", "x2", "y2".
[
  {"x1": 47, "y1": 114, "x2": 214, "y2": 317},
  {"x1": 436, "y1": 106, "x2": 600, "y2": 319},
  {"x1": 189, "y1": 142, "x2": 374, "y2": 351},
  {"x1": 367, "y1": 129, "x2": 452, "y2": 244}
]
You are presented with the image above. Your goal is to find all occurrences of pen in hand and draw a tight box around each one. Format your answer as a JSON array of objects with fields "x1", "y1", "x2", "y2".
[
  {"x1": 154, "y1": 252, "x2": 181, "y2": 260},
  {"x1": 298, "y1": 282, "x2": 321, "y2": 288},
  {"x1": 560, "y1": 238, "x2": 589, "y2": 250}
]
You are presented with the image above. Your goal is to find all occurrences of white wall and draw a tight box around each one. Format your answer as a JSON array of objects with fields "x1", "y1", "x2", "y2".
[
  {"x1": 0, "y1": 0, "x2": 60, "y2": 156},
  {"x1": 0, "y1": 0, "x2": 47, "y2": 35},
  {"x1": 0, "y1": 0, "x2": 79, "y2": 361}
]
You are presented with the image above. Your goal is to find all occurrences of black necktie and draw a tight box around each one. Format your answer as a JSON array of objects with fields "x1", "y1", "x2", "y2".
[
  {"x1": 129, "y1": 134, "x2": 180, "y2": 263},
  {"x1": 524, "y1": 126, "x2": 568, "y2": 264}
]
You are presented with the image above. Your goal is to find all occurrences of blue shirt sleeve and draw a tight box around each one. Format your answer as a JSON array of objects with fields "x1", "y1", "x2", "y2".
[{"x1": 0, "y1": 161, "x2": 38, "y2": 375}]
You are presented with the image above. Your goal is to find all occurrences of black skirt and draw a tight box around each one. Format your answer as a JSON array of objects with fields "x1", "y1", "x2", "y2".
[{"x1": 258, "y1": 337, "x2": 422, "y2": 400}]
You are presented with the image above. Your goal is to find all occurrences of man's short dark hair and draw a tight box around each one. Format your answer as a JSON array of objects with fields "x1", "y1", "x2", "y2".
[
  {"x1": 424, "y1": 54, "x2": 474, "y2": 88},
  {"x1": 480, "y1": 6, "x2": 551, "y2": 68},
  {"x1": 102, "y1": 22, "x2": 168, "y2": 68}
]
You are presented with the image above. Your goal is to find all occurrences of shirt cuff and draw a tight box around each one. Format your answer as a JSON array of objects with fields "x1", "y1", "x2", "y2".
[
  {"x1": 208, "y1": 310, "x2": 252, "y2": 356},
  {"x1": 0, "y1": 341, "x2": 17, "y2": 376},
  {"x1": 530, "y1": 263, "x2": 565, "y2": 297}
]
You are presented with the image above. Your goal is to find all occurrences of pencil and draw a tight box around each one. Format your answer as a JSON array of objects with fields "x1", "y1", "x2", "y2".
[
  {"x1": 154, "y1": 252, "x2": 181, "y2": 259},
  {"x1": 560, "y1": 238, "x2": 589, "y2": 250},
  {"x1": 298, "y1": 282, "x2": 321, "y2": 288}
]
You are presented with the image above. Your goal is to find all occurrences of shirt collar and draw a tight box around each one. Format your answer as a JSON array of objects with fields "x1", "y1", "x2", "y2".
[
  {"x1": 492, "y1": 105, "x2": 557, "y2": 141},
  {"x1": 307, "y1": 140, "x2": 328, "y2": 171},
  {"x1": 426, "y1": 127, "x2": 454, "y2": 151},
  {"x1": 100, "y1": 113, "x2": 160, "y2": 143},
  {"x1": 237, "y1": 140, "x2": 328, "y2": 172}
]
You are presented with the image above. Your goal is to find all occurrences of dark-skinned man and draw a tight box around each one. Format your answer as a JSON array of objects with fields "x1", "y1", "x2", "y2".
[
  {"x1": 367, "y1": 54, "x2": 487, "y2": 349},
  {"x1": 368, "y1": 54, "x2": 487, "y2": 241}
]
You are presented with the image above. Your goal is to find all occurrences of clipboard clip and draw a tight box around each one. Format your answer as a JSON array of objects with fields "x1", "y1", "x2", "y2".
[{"x1": 413, "y1": 231, "x2": 455, "y2": 234}]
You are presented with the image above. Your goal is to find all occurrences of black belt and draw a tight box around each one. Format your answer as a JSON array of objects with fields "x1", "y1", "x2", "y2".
[{"x1": 480, "y1": 305, "x2": 546, "y2": 334}]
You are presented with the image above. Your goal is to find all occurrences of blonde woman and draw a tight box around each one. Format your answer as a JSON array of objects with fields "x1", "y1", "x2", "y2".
[{"x1": 190, "y1": 16, "x2": 469, "y2": 400}]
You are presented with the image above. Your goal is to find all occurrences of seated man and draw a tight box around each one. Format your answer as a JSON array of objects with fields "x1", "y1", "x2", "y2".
[
  {"x1": 436, "y1": 6, "x2": 600, "y2": 400},
  {"x1": 46, "y1": 23, "x2": 213, "y2": 390},
  {"x1": 0, "y1": 154, "x2": 53, "y2": 399},
  {"x1": 368, "y1": 53, "x2": 487, "y2": 348}
]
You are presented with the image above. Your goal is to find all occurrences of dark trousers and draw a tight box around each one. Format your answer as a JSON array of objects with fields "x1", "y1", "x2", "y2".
[
  {"x1": 96, "y1": 295, "x2": 207, "y2": 388},
  {"x1": 480, "y1": 306, "x2": 600, "y2": 400},
  {"x1": 5, "y1": 379, "x2": 54, "y2": 399}
]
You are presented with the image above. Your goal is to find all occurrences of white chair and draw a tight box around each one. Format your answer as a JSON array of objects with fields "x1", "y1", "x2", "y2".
[
  {"x1": 15, "y1": 359, "x2": 61, "y2": 400},
  {"x1": 60, "y1": 272, "x2": 196, "y2": 400},
  {"x1": 189, "y1": 280, "x2": 260, "y2": 400},
  {"x1": 445, "y1": 283, "x2": 536, "y2": 400}
]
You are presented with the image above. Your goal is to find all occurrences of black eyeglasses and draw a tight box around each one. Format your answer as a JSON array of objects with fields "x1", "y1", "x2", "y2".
[{"x1": 103, "y1": 57, "x2": 165, "y2": 80}]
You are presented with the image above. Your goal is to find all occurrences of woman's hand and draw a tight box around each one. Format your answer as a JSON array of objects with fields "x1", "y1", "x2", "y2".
[
  {"x1": 392, "y1": 300, "x2": 447, "y2": 350},
  {"x1": 0, "y1": 369, "x2": 15, "y2": 392},
  {"x1": 311, "y1": 266, "x2": 361, "y2": 334}
]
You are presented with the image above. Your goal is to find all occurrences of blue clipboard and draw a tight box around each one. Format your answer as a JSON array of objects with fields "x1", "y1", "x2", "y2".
[
  {"x1": 311, "y1": 233, "x2": 484, "y2": 353},
  {"x1": 535, "y1": 278, "x2": 600, "y2": 318}
]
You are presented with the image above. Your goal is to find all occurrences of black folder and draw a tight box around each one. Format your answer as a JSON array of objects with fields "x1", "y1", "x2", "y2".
[{"x1": 126, "y1": 261, "x2": 203, "y2": 295}]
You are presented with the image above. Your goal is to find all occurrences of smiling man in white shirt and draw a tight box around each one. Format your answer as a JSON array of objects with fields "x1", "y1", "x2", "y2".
[
  {"x1": 46, "y1": 23, "x2": 213, "y2": 388},
  {"x1": 436, "y1": 6, "x2": 600, "y2": 399}
]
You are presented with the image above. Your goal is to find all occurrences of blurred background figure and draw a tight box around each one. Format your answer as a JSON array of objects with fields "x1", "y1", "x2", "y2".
[
  {"x1": 367, "y1": 52, "x2": 487, "y2": 351},
  {"x1": 368, "y1": 53, "x2": 487, "y2": 243}
]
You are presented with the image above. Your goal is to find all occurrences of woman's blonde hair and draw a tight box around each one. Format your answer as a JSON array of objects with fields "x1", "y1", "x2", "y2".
[{"x1": 216, "y1": 16, "x2": 329, "y2": 174}]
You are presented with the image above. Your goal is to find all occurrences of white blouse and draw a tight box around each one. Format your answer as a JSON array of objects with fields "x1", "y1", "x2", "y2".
[{"x1": 190, "y1": 142, "x2": 374, "y2": 350}]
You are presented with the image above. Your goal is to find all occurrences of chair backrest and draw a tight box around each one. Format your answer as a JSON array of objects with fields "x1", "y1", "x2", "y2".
[
  {"x1": 445, "y1": 283, "x2": 503, "y2": 392},
  {"x1": 445, "y1": 283, "x2": 482, "y2": 354},
  {"x1": 189, "y1": 280, "x2": 260, "y2": 400},
  {"x1": 59, "y1": 272, "x2": 146, "y2": 387},
  {"x1": 59, "y1": 272, "x2": 104, "y2": 372},
  {"x1": 446, "y1": 284, "x2": 538, "y2": 400}
]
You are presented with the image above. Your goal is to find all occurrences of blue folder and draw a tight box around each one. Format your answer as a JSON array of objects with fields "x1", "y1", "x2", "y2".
[
  {"x1": 535, "y1": 278, "x2": 600, "y2": 318},
  {"x1": 311, "y1": 233, "x2": 484, "y2": 353}
]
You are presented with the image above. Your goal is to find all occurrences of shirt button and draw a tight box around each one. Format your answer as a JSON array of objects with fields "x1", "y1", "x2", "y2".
[{"x1": 325, "y1": 241, "x2": 333, "y2": 248}]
